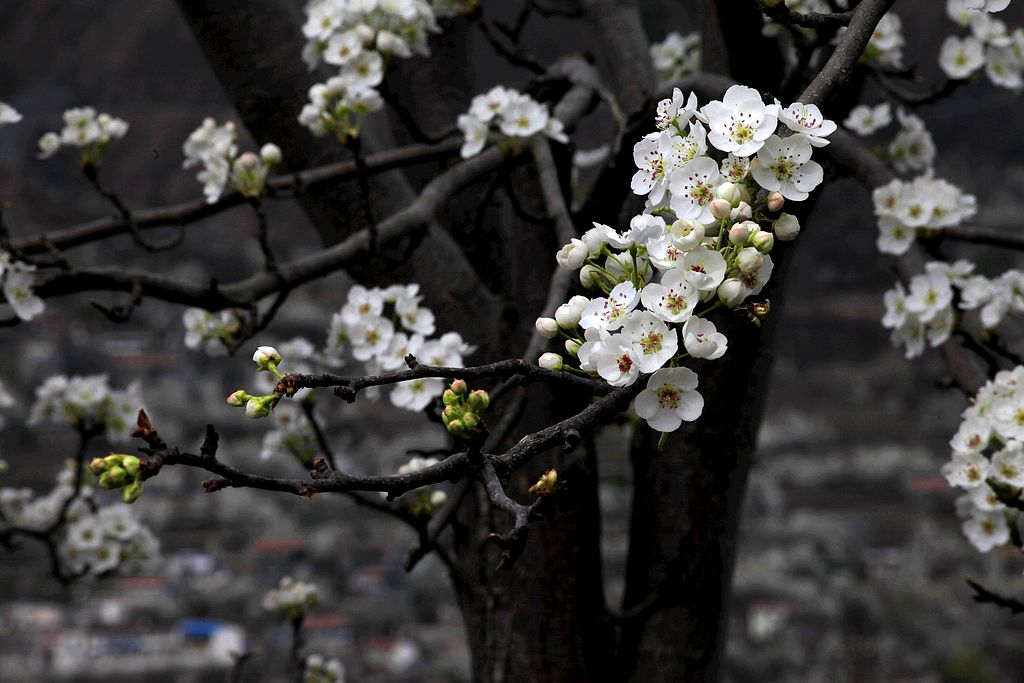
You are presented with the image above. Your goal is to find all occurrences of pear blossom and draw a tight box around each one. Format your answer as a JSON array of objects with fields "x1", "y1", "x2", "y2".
[
  {"x1": 3, "y1": 268, "x2": 45, "y2": 321},
  {"x1": 776, "y1": 101, "x2": 836, "y2": 146},
  {"x1": 593, "y1": 336, "x2": 642, "y2": 387},
  {"x1": 649, "y1": 32, "x2": 701, "y2": 84},
  {"x1": 469, "y1": 86, "x2": 512, "y2": 122},
  {"x1": 667, "y1": 156, "x2": 721, "y2": 222},
  {"x1": 940, "y1": 35, "x2": 986, "y2": 79},
  {"x1": 698, "y1": 84, "x2": 778, "y2": 157},
  {"x1": 941, "y1": 452, "x2": 991, "y2": 489},
  {"x1": 990, "y1": 442, "x2": 1024, "y2": 486},
  {"x1": 580, "y1": 282, "x2": 640, "y2": 331},
  {"x1": 622, "y1": 312, "x2": 678, "y2": 373},
  {"x1": 750, "y1": 134, "x2": 823, "y2": 201},
  {"x1": 904, "y1": 272, "x2": 953, "y2": 323},
  {"x1": 682, "y1": 317, "x2": 728, "y2": 360},
  {"x1": 962, "y1": 510, "x2": 1010, "y2": 552},
  {"x1": 679, "y1": 247, "x2": 727, "y2": 294},
  {"x1": 655, "y1": 88, "x2": 699, "y2": 132},
  {"x1": 640, "y1": 270, "x2": 698, "y2": 324},
  {"x1": 634, "y1": 367, "x2": 704, "y2": 432},
  {"x1": 866, "y1": 12, "x2": 904, "y2": 67},
  {"x1": 843, "y1": 103, "x2": 892, "y2": 136},
  {"x1": 391, "y1": 377, "x2": 444, "y2": 411},
  {"x1": 0, "y1": 102, "x2": 21, "y2": 126},
  {"x1": 720, "y1": 153, "x2": 751, "y2": 182}
]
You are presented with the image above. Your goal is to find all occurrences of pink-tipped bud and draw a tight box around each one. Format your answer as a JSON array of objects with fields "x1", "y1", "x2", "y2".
[
  {"x1": 227, "y1": 389, "x2": 249, "y2": 406},
  {"x1": 730, "y1": 201, "x2": 753, "y2": 222},
  {"x1": 710, "y1": 198, "x2": 732, "y2": 220},
  {"x1": 729, "y1": 221, "x2": 757, "y2": 245},
  {"x1": 766, "y1": 191, "x2": 785, "y2": 212},
  {"x1": 450, "y1": 379, "x2": 468, "y2": 396},
  {"x1": 535, "y1": 317, "x2": 559, "y2": 339}
]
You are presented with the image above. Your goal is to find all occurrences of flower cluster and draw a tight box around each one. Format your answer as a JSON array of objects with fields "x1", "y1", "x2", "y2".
[
  {"x1": 298, "y1": 0, "x2": 439, "y2": 140},
  {"x1": 958, "y1": 267, "x2": 1024, "y2": 329},
  {"x1": 61, "y1": 504, "x2": 160, "y2": 576},
  {"x1": 886, "y1": 109, "x2": 936, "y2": 175},
  {"x1": 881, "y1": 261, "x2": 969, "y2": 359},
  {"x1": 262, "y1": 576, "x2": 320, "y2": 619},
  {"x1": 0, "y1": 102, "x2": 21, "y2": 127},
  {"x1": 325, "y1": 284, "x2": 474, "y2": 411},
  {"x1": 843, "y1": 102, "x2": 892, "y2": 137},
  {"x1": 389, "y1": 456, "x2": 447, "y2": 516},
  {"x1": 457, "y1": 86, "x2": 568, "y2": 158},
  {"x1": 941, "y1": 0, "x2": 1022, "y2": 88},
  {"x1": 941, "y1": 365, "x2": 1024, "y2": 553},
  {"x1": 304, "y1": 654, "x2": 346, "y2": 683},
  {"x1": 28, "y1": 375, "x2": 144, "y2": 443},
  {"x1": 36, "y1": 106, "x2": 128, "y2": 165},
  {"x1": 1, "y1": 250, "x2": 45, "y2": 321},
  {"x1": 863, "y1": 11, "x2": 905, "y2": 67},
  {"x1": 634, "y1": 85, "x2": 829, "y2": 216},
  {"x1": 872, "y1": 174, "x2": 976, "y2": 255},
  {"x1": 1, "y1": 466, "x2": 159, "y2": 575},
  {"x1": 181, "y1": 308, "x2": 243, "y2": 356},
  {"x1": 90, "y1": 453, "x2": 145, "y2": 504},
  {"x1": 649, "y1": 32, "x2": 701, "y2": 86},
  {"x1": 440, "y1": 379, "x2": 489, "y2": 438},
  {"x1": 182, "y1": 118, "x2": 282, "y2": 203},
  {"x1": 537, "y1": 84, "x2": 829, "y2": 433}
]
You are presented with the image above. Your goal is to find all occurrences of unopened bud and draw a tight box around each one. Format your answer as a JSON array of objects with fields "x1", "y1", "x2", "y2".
[
  {"x1": 442, "y1": 389, "x2": 459, "y2": 406},
  {"x1": 450, "y1": 379, "x2": 468, "y2": 396},
  {"x1": 121, "y1": 455, "x2": 141, "y2": 478},
  {"x1": 461, "y1": 412, "x2": 480, "y2": 430},
  {"x1": 376, "y1": 30, "x2": 400, "y2": 54},
  {"x1": 252, "y1": 345, "x2": 282, "y2": 369},
  {"x1": 467, "y1": 389, "x2": 490, "y2": 412},
  {"x1": 226, "y1": 389, "x2": 250, "y2": 407},
  {"x1": 238, "y1": 151, "x2": 259, "y2": 169},
  {"x1": 565, "y1": 339, "x2": 581, "y2": 355},
  {"x1": 528, "y1": 468, "x2": 559, "y2": 495},
  {"x1": 539, "y1": 352, "x2": 563, "y2": 370},
  {"x1": 354, "y1": 24, "x2": 376, "y2": 46},
  {"x1": 90, "y1": 457, "x2": 107, "y2": 475},
  {"x1": 580, "y1": 264, "x2": 603, "y2": 290},
  {"x1": 99, "y1": 466, "x2": 128, "y2": 489},
  {"x1": 441, "y1": 405, "x2": 456, "y2": 426},
  {"x1": 766, "y1": 191, "x2": 785, "y2": 212},
  {"x1": 121, "y1": 480, "x2": 143, "y2": 504},
  {"x1": 730, "y1": 201, "x2": 753, "y2": 222},
  {"x1": 737, "y1": 247, "x2": 764, "y2": 274},
  {"x1": 259, "y1": 143, "x2": 282, "y2": 166},
  {"x1": 103, "y1": 455, "x2": 124, "y2": 469},
  {"x1": 670, "y1": 219, "x2": 705, "y2": 252},
  {"x1": 245, "y1": 397, "x2": 271, "y2": 419},
  {"x1": 535, "y1": 317, "x2": 559, "y2": 339},
  {"x1": 718, "y1": 278, "x2": 746, "y2": 307},
  {"x1": 710, "y1": 198, "x2": 732, "y2": 220},
  {"x1": 715, "y1": 181, "x2": 742, "y2": 205},
  {"x1": 751, "y1": 230, "x2": 774, "y2": 254},
  {"x1": 446, "y1": 419, "x2": 464, "y2": 436},
  {"x1": 774, "y1": 213, "x2": 800, "y2": 241},
  {"x1": 729, "y1": 221, "x2": 757, "y2": 245},
  {"x1": 553, "y1": 303, "x2": 579, "y2": 328}
]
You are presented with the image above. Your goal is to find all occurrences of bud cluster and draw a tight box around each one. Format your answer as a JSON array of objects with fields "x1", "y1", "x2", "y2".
[
  {"x1": 90, "y1": 454, "x2": 144, "y2": 504},
  {"x1": 440, "y1": 379, "x2": 489, "y2": 438}
]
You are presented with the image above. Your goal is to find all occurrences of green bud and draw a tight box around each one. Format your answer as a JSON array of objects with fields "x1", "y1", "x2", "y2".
[
  {"x1": 121, "y1": 455, "x2": 141, "y2": 478},
  {"x1": 103, "y1": 454, "x2": 124, "y2": 468},
  {"x1": 462, "y1": 412, "x2": 480, "y2": 431},
  {"x1": 446, "y1": 419, "x2": 464, "y2": 436},
  {"x1": 90, "y1": 457, "x2": 107, "y2": 475},
  {"x1": 442, "y1": 389, "x2": 459, "y2": 406},
  {"x1": 99, "y1": 466, "x2": 128, "y2": 489},
  {"x1": 121, "y1": 480, "x2": 143, "y2": 504},
  {"x1": 450, "y1": 379, "x2": 468, "y2": 396},
  {"x1": 467, "y1": 390, "x2": 490, "y2": 412}
]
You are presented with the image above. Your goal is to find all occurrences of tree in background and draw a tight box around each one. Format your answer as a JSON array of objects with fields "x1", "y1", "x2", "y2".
[{"x1": 1, "y1": 1, "x2": 1023, "y2": 681}]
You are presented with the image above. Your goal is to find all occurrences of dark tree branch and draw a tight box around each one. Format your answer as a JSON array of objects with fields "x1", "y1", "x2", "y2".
[
  {"x1": 966, "y1": 578, "x2": 1024, "y2": 615},
  {"x1": 762, "y1": 4, "x2": 855, "y2": 28}
]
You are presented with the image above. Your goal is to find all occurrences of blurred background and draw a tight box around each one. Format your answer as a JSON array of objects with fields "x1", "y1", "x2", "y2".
[{"x1": 1, "y1": 1, "x2": 1024, "y2": 681}]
